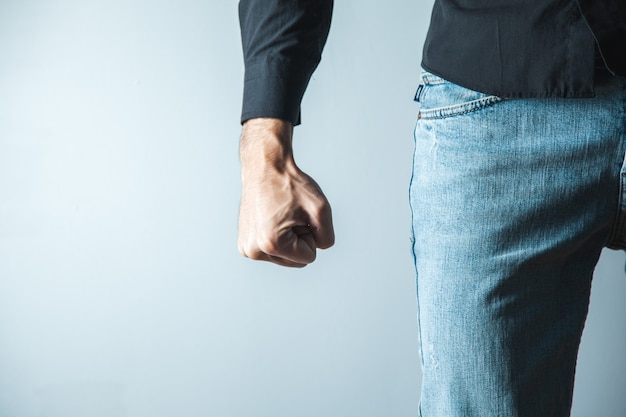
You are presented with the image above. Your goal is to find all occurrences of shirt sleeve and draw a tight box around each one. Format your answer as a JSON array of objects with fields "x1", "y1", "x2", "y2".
[{"x1": 238, "y1": 0, "x2": 333, "y2": 125}]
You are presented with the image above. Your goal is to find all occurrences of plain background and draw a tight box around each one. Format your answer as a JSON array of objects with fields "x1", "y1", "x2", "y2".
[{"x1": 0, "y1": 1, "x2": 624, "y2": 416}]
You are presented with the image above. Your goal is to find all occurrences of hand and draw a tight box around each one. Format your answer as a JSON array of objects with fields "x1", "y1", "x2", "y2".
[{"x1": 238, "y1": 118, "x2": 335, "y2": 267}]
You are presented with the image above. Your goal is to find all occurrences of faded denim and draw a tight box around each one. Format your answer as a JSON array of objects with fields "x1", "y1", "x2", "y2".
[{"x1": 409, "y1": 71, "x2": 626, "y2": 417}]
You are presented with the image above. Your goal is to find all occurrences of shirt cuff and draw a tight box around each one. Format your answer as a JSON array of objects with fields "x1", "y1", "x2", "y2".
[{"x1": 240, "y1": 59, "x2": 313, "y2": 126}]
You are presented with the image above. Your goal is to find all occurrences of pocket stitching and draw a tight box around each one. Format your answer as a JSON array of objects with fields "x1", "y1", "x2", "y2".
[{"x1": 419, "y1": 95, "x2": 503, "y2": 120}]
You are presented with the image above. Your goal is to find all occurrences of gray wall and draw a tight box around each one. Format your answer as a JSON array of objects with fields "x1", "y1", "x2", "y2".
[{"x1": 0, "y1": 1, "x2": 624, "y2": 416}]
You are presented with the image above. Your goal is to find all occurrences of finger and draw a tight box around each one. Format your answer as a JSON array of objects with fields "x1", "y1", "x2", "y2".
[
  {"x1": 247, "y1": 227, "x2": 316, "y2": 265},
  {"x1": 293, "y1": 225, "x2": 318, "y2": 256},
  {"x1": 267, "y1": 254, "x2": 308, "y2": 268},
  {"x1": 242, "y1": 247, "x2": 309, "y2": 268},
  {"x1": 272, "y1": 227, "x2": 317, "y2": 264},
  {"x1": 308, "y1": 205, "x2": 335, "y2": 249}
]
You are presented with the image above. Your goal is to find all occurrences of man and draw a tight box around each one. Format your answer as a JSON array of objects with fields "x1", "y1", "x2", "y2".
[{"x1": 237, "y1": 1, "x2": 626, "y2": 416}]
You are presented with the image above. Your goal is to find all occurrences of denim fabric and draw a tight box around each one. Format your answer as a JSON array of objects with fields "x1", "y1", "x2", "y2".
[{"x1": 409, "y1": 71, "x2": 626, "y2": 417}]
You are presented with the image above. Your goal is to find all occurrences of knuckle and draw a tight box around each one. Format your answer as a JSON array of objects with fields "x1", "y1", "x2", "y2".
[
  {"x1": 239, "y1": 239, "x2": 266, "y2": 261},
  {"x1": 247, "y1": 250, "x2": 266, "y2": 261},
  {"x1": 256, "y1": 234, "x2": 279, "y2": 255},
  {"x1": 312, "y1": 203, "x2": 332, "y2": 226},
  {"x1": 312, "y1": 200, "x2": 329, "y2": 216}
]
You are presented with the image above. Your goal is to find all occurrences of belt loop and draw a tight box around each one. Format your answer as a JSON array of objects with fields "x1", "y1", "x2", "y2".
[{"x1": 414, "y1": 84, "x2": 425, "y2": 103}]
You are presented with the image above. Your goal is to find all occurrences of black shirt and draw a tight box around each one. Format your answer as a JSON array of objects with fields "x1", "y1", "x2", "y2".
[
  {"x1": 239, "y1": 0, "x2": 625, "y2": 125},
  {"x1": 422, "y1": 0, "x2": 626, "y2": 99}
]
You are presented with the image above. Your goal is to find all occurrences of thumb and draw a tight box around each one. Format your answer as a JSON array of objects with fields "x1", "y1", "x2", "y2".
[{"x1": 292, "y1": 224, "x2": 317, "y2": 254}]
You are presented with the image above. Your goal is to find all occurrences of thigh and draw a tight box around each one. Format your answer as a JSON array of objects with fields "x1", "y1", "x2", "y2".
[{"x1": 409, "y1": 72, "x2": 626, "y2": 417}]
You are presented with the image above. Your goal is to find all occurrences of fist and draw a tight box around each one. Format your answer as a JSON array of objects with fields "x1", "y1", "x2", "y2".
[{"x1": 237, "y1": 118, "x2": 335, "y2": 268}]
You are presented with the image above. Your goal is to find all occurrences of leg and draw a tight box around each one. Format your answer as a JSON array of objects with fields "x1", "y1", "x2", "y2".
[{"x1": 409, "y1": 72, "x2": 626, "y2": 416}]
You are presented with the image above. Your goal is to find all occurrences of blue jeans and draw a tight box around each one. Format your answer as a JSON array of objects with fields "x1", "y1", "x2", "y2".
[{"x1": 409, "y1": 71, "x2": 626, "y2": 417}]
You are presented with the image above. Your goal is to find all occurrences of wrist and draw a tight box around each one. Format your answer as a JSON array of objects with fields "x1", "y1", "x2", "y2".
[{"x1": 240, "y1": 118, "x2": 296, "y2": 177}]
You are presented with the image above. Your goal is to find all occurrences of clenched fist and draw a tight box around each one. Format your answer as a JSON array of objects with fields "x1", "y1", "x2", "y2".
[{"x1": 238, "y1": 118, "x2": 335, "y2": 267}]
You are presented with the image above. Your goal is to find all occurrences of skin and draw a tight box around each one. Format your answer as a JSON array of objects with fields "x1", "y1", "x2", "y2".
[{"x1": 238, "y1": 117, "x2": 335, "y2": 267}]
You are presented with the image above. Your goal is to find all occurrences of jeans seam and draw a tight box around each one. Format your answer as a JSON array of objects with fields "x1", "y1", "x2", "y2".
[
  {"x1": 605, "y1": 87, "x2": 626, "y2": 249},
  {"x1": 410, "y1": 120, "x2": 425, "y2": 401}
]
